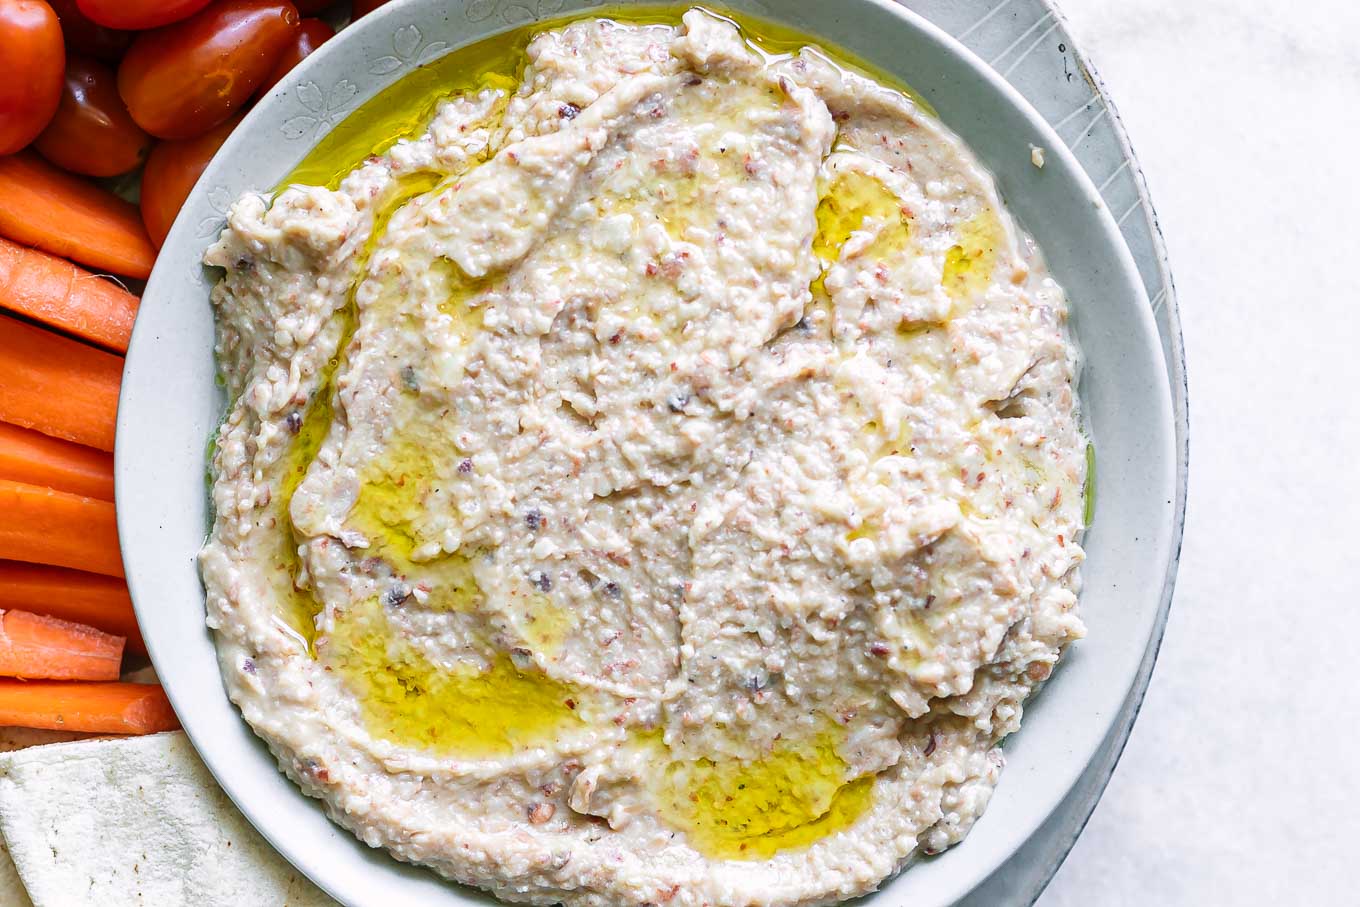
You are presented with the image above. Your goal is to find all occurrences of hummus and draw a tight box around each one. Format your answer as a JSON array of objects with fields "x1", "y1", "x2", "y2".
[{"x1": 201, "y1": 9, "x2": 1087, "y2": 906}]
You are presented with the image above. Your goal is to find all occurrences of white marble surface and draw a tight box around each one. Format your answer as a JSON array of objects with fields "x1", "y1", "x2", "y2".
[{"x1": 1041, "y1": 1, "x2": 1360, "y2": 904}]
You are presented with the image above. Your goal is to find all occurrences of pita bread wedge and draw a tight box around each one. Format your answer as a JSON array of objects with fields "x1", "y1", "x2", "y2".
[{"x1": 0, "y1": 732, "x2": 333, "y2": 907}]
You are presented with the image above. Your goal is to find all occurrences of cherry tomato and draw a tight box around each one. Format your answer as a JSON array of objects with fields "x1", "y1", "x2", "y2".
[
  {"x1": 76, "y1": 0, "x2": 213, "y2": 30},
  {"x1": 45, "y1": 0, "x2": 131, "y2": 62},
  {"x1": 351, "y1": 0, "x2": 392, "y2": 19},
  {"x1": 140, "y1": 112, "x2": 244, "y2": 248},
  {"x1": 0, "y1": 0, "x2": 64, "y2": 154},
  {"x1": 118, "y1": 0, "x2": 300, "y2": 140},
  {"x1": 33, "y1": 56, "x2": 153, "y2": 177},
  {"x1": 259, "y1": 17, "x2": 333, "y2": 94}
]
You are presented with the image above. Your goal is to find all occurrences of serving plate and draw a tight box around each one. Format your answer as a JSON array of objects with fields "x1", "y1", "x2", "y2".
[{"x1": 116, "y1": 1, "x2": 1183, "y2": 905}]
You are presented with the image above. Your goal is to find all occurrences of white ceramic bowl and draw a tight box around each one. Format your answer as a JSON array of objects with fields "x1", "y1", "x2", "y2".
[{"x1": 116, "y1": 1, "x2": 1178, "y2": 904}]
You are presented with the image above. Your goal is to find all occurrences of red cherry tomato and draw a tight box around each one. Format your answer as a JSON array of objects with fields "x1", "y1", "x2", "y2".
[
  {"x1": 45, "y1": 0, "x2": 131, "y2": 62},
  {"x1": 75, "y1": 0, "x2": 213, "y2": 30},
  {"x1": 259, "y1": 17, "x2": 333, "y2": 94},
  {"x1": 351, "y1": 0, "x2": 392, "y2": 19},
  {"x1": 0, "y1": 0, "x2": 64, "y2": 154},
  {"x1": 140, "y1": 112, "x2": 244, "y2": 248},
  {"x1": 118, "y1": 0, "x2": 300, "y2": 140},
  {"x1": 34, "y1": 56, "x2": 153, "y2": 177}
]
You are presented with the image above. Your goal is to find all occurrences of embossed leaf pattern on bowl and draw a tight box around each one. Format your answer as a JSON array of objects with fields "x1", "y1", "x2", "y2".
[
  {"x1": 280, "y1": 79, "x2": 359, "y2": 140},
  {"x1": 370, "y1": 23, "x2": 450, "y2": 75},
  {"x1": 467, "y1": 0, "x2": 604, "y2": 25},
  {"x1": 195, "y1": 185, "x2": 237, "y2": 240}
]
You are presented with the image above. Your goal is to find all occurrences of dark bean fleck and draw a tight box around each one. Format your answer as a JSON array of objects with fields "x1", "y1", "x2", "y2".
[
  {"x1": 923, "y1": 734, "x2": 938, "y2": 757},
  {"x1": 869, "y1": 642, "x2": 890, "y2": 657},
  {"x1": 609, "y1": 332, "x2": 622, "y2": 345},
  {"x1": 924, "y1": 594, "x2": 936, "y2": 609},
  {"x1": 602, "y1": 581, "x2": 621, "y2": 599},
  {"x1": 529, "y1": 570, "x2": 552, "y2": 592},
  {"x1": 285, "y1": 411, "x2": 303, "y2": 434},
  {"x1": 384, "y1": 583, "x2": 412, "y2": 607},
  {"x1": 525, "y1": 508, "x2": 543, "y2": 531},
  {"x1": 686, "y1": 75, "x2": 702, "y2": 86},
  {"x1": 558, "y1": 103, "x2": 580, "y2": 119},
  {"x1": 458, "y1": 458, "x2": 473, "y2": 474}
]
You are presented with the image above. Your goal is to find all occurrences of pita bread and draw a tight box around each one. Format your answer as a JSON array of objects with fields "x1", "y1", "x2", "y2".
[{"x1": 0, "y1": 732, "x2": 334, "y2": 906}]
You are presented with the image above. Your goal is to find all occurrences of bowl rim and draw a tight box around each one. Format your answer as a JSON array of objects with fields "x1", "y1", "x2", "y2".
[{"x1": 115, "y1": 2, "x2": 1185, "y2": 905}]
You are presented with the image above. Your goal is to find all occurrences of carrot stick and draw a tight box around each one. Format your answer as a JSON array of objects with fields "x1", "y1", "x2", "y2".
[
  {"x1": 0, "y1": 480, "x2": 122, "y2": 578},
  {"x1": 0, "y1": 422, "x2": 114, "y2": 500},
  {"x1": 0, "y1": 236, "x2": 139, "y2": 353},
  {"x1": 0, "y1": 312, "x2": 122, "y2": 451},
  {"x1": 0, "y1": 608, "x2": 124, "y2": 681},
  {"x1": 0, "y1": 680, "x2": 178, "y2": 734},
  {"x1": 0, "y1": 562, "x2": 143, "y2": 654},
  {"x1": 0, "y1": 152, "x2": 156, "y2": 279}
]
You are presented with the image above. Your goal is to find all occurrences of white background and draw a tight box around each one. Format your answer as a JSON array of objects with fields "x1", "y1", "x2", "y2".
[{"x1": 1040, "y1": 1, "x2": 1360, "y2": 904}]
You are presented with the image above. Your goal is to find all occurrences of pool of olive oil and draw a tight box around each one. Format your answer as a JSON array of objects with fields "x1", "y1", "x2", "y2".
[{"x1": 648, "y1": 727, "x2": 874, "y2": 859}]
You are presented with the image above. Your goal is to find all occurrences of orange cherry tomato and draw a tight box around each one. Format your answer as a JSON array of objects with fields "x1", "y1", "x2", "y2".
[
  {"x1": 34, "y1": 56, "x2": 153, "y2": 177},
  {"x1": 140, "y1": 112, "x2": 244, "y2": 248},
  {"x1": 118, "y1": 0, "x2": 300, "y2": 140},
  {"x1": 259, "y1": 17, "x2": 333, "y2": 94},
  {"x1": 76, "y1": 0, "x2": 212, "y2": 30},
  {"x1": 351, "y1": 0, "x2": 392, "y2": 19},
  {"x1": 0, "y1": 0, "x2": 64, "y2": 154},
  {"x1": 46, "y1": 0, "x2": 130, "y2": 62}
]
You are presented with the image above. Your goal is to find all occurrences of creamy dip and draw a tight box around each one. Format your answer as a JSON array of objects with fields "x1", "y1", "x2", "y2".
[{"x1": 201, "y1": 9, "x2": 1087, "y2": 905}]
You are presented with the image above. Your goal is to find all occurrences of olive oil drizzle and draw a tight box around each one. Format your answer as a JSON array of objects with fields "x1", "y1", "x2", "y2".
[
  {"x1": 649, "y1": 727, "x2": 874, "y2": 860},
  {"x1": 273, "y1": 169, "x2": 453, "y2": 649},
  {"x1": 327, "y1": 598, "x2": 582, "y2": 757}
]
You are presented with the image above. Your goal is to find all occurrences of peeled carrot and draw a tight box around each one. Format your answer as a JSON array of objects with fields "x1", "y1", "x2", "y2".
[
  {"x1": 0, "y1": 479, "x2": 122, "y2": 578},
  {"x1": 0, "y1": 312, "x2": 122, "y2": 451},
  {"x1": 0, "y1": 422, "x2": 114, "y2": 500},
  {"x1": 0, "y1": 236, "x2": 139, "y2": 352},
  {"x1": 0, "y1": 608, "x2": 124, "y2": 681},
  {"x1": 0, "y1": 151, "x2": 156, "y2": 279},
  {"x1": 0, "y1": 680, "x2": 178, "y2": 734},
  {"x1": 0, "y1": 562, "x2": 143, "y2": 654}
]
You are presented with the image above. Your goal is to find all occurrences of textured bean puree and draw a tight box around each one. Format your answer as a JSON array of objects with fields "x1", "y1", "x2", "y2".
[{"x1": 200, "y1": 9, "x2": 1088, "y2": 906}]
